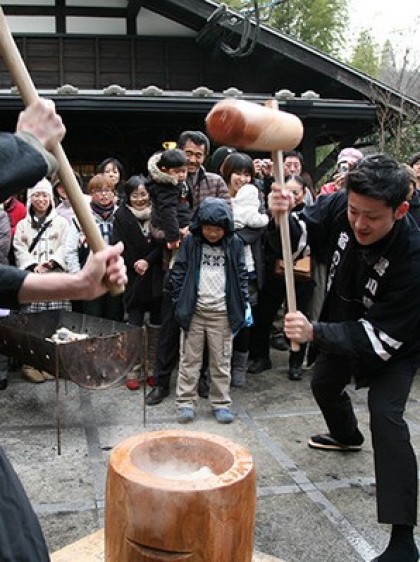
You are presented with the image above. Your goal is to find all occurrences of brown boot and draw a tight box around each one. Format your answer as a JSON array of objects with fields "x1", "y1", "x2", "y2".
[{"x1": 22, "y1": 365, "x2": 45, "y2": 383}]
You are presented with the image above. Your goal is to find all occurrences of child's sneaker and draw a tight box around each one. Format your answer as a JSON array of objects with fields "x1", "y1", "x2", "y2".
[
  {"x1": 177, "y1": 407, "x2": 195, "y2": 424},
  {"x1": 213, "y1": 408, "x2": 234, "y2": 424}
]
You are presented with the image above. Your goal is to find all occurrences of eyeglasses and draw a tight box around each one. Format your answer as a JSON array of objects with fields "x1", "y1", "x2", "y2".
[{"x1": 92, "y1": 188, "x2": 113, "y2": 194}]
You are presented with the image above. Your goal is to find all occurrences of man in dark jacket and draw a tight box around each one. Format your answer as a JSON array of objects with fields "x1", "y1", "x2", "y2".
[{"x1": 270, "y1": 154, "x2": 420, "y2": 562}]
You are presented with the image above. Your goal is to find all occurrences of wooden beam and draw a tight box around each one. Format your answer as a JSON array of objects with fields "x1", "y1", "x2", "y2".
[
  {"x1": 127, "y1": 0, "x2": 142, "y2": 20},
  {"x1": 55, "y1": 0, "x2": 65, "y2": 34},
  {"x1": 2, "y1": 6, "x2": 126, "y2": 18},
  {"x1": 126, "y1": 0, "x2": 142, "y2": 35}
]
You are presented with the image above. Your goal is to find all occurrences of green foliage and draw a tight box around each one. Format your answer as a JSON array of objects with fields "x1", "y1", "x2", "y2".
[
  {"x1": 348, "y1": 29, "x2": 380, "y2": 77},
  {"x1": 270, "y1": 0, "x2": 349, "y2": 57},
  {"x1": 221, "y1": 0, "x2": 350, "y2": 57}
]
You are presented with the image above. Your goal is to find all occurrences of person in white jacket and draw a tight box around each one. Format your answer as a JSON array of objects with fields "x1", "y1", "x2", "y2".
[
  {"x1": 13, "y1": 177, "x2": 70, "y2": 382},
  {"x1": 228, "y1": 176, "x2": 269, "y2": 387},
  {"x1": 232, "y1": 182, "x2": 269, "y2": 272}
]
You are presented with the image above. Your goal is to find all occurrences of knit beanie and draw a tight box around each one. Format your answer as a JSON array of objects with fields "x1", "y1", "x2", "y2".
[
  {"x1": 26, "y1": 178, "x2": 54, "y2": 205},
  {"x1": 337, "y1": 147, "x2": 363, "y2": 164}
]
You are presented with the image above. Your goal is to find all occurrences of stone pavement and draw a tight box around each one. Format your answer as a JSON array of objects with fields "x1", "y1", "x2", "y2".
[{"x1": 1, "y1": 346, "x2": 420, "y2": 562}]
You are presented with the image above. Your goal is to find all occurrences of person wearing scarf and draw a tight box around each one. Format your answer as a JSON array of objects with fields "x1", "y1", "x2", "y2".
[
  {"x1": 65, "y1": 173, "x2": 123, "y2": 321},
  {"x1": 112, "y1": 175, "x2": 163, "y2": 390}
]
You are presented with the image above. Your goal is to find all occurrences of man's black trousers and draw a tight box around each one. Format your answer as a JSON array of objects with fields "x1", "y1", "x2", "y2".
[{"x1": 311, "y1": 353, "x2": 418, "y2": 525}]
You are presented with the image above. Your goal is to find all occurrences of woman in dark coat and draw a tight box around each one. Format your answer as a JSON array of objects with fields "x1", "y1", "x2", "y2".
[{"x1": 112, "y1": 175, "x2": 163, "y2": 390}]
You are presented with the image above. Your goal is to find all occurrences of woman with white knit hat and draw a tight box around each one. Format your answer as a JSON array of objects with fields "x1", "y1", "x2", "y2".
[{"x1": 13, "y1": 177, "x2": 70, "y2": 382}]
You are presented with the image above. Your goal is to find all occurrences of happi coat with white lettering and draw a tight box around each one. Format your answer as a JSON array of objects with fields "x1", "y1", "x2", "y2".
[{"x1": 265, "y1": 189, "x2": 420, "y2": 386}]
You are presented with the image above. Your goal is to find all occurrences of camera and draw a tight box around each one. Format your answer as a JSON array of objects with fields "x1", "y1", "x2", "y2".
[{"x1": 338, "y1": 162, "x2": 349, "y2": 174}]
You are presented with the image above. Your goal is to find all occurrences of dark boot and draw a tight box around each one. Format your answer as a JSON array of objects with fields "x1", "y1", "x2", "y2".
[
  {"x1": 146, "y1": 385, "x2": 170, "y2": 406},
  {"x1": 146, "y1": 322, "x2": 160, "y2": 386},
  {"x1": 371, "y1": 525, "x2": 419, "y2": 562},
  {"x1": 231, "y1": 351, "x2": 248, "y2": 387},
  {"x1": 288, "y1": 348, "x2": 305, "y2": 381},
  {"x1": 0, "y1": 353, "x2": 8, "y2": 390},
  {"x1": 247, "y1": 357, "x2": 272, "y2": 374}
]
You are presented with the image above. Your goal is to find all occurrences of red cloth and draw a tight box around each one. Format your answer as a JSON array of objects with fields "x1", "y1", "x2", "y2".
[
  {"x1": 4, "y1": 197, "x2": 26, "y2": 235},
  {"x1": 319, "y1": 181, "x2": 339, "y2": 196}
]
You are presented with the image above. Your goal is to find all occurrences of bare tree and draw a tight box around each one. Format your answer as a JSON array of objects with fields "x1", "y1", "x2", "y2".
[{"x1": 365, "y1": 21, "x2": 419, "y2": 161}]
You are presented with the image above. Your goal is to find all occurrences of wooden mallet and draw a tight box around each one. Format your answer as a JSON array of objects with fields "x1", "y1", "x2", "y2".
[
  {"x1": 0, "y1": 7, "x2": 123, "y2": 295},
  {"x1": 206, "y1": 98, "x2": 304, "y2": 350}
]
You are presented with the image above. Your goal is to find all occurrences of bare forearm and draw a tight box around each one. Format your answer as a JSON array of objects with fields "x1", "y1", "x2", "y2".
[
  {"x1": 18, "y1": 271, "x2": 89, "y2": 303},
  {"x1": 18, "y1": 242, "x2": 126, "y2": 304}
]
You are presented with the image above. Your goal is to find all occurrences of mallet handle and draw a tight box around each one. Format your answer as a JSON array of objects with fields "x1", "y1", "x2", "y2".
[
  {"x1": 0, "y1": 7, "x2": 123, "y2": 295},
  {"x1": 265, "y1": 100, "x2": 299, "y2": 352}
]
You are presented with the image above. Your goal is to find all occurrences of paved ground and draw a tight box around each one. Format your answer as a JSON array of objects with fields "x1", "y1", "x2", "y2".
[{"x1": 1, "y1": 346, "x2": 420, "y2": 562}]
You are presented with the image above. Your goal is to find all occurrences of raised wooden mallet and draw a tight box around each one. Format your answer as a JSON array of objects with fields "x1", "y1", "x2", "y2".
[
  {"x1": 0, "y1": 7, "x2": 123, "y2": 295},
  {"x1": 206, "y1": 98, "x2": 304, "y2": 350}
]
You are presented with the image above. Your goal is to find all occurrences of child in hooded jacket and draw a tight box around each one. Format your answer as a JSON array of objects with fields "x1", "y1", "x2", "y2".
[
  {"x1": 170, "y1": 197, "x2": 250, "y2": 424},
  {"x1": 146, "y1": 149, "x2": 192, "y2": 253}
]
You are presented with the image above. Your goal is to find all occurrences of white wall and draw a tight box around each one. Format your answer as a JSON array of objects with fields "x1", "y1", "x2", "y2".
[
  {"x1": 6, "y1": 16, "x2": 56, "y2": 33},
  {"x1": 3, "y1": 3, "x2": 196, "y2": 37},
  {"x1": 66, "y1": 16, "x2": 126, "y2": 34},
  {"x1": 136, "y1": 8, "x2": 196, "y2": 37}
]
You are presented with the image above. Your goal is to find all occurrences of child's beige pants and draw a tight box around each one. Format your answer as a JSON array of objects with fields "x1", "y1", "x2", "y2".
[{"x1": 176, "y1": 309, "x2": 233, "y2": 410}]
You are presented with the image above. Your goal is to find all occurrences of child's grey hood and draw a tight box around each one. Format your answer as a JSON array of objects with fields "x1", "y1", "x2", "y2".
[{"x1": 190, "y1": 197, "x2": 234, "y2": 235}]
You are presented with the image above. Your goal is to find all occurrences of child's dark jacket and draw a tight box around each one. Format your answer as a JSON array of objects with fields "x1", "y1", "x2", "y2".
[
  {"x1": 170, "y1": 197, "x2": 248, "y2": 335},
  {"x1": 146, "y1": 152, "x2": 192, "y2": 243}
]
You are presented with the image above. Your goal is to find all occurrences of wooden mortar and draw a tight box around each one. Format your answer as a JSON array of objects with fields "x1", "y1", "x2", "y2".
[{"x1": 105, "y1": 430, "x2": 256, "y2": 561}]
